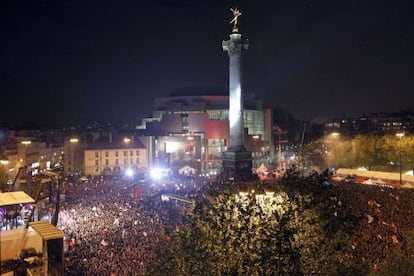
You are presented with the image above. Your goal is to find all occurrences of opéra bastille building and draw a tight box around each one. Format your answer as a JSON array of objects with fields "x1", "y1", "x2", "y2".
[{"x1": 135, "y1": 92, "x2": 273, "y2": 175}]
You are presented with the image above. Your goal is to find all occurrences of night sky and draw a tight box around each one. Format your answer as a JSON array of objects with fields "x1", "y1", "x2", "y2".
[{"x1": 1, "y1": 0, "x2": 413, "y2": 128}]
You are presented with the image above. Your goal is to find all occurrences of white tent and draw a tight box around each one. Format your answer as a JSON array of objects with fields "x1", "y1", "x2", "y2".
[
  {"x1": 331, "y1": 176, "x2": 344, "y2": 182},
  {"x1": 362, "y1": 179, "x2": 374, "y2": 185},
  {"x1": 178, "y1": 165, "x2": 196, "y2": 176},
  {"x1": 373, "y1": 178, "x2": 386, "y2": 184},
  {"x1": 336, "y1": 168, "x2": 414, "y2": 185},
  {"x1": 401, "y1": 183, "x2": 414, "y2": 189},
  {"x1": 256, "y1": 163, "x2": 268, "y2": 174}
]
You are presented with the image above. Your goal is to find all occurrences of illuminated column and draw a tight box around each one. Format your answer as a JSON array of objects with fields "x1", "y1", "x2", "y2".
[
  {"x1": 221, "y1": 26, "x2": 253, "y2": 181},
  {"x1": 222, "y1": 33, "x2": 248, "y2": 149}
]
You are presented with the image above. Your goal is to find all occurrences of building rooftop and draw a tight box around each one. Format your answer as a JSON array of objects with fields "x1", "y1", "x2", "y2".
[{"x1": 86, "y1": 137, "x2": 145, "y2": 150}]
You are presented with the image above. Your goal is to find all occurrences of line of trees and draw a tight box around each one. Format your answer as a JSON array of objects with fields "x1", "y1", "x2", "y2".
[{"x1": 304, "y1": 134, "x2": 414, "y2": 171}]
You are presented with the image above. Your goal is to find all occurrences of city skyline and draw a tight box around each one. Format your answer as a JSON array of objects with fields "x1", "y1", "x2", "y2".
[{"x1": 1, "y1": 0, "x2": 413, "y2": 127}]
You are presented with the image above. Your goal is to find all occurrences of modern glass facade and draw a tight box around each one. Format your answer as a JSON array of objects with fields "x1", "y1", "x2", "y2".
[{"x1": 136, "y1": 93, "x2": 272, "y2": 174}]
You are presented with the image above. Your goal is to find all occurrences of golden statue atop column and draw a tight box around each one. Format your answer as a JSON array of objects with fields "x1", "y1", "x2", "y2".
[{"x1": 230, "y1": 7, "x2": 242, "y2": 33}]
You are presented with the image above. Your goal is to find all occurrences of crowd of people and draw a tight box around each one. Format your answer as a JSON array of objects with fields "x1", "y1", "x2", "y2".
[
  {"x1": 58, "y1": 174, "x2": 201, "y2": 275},
  {"x1": 330, "y1": 181, "x2": 414, "y2": 269},
  {"x1": 56, "y1": 171, "x2": 414, "y2": 274},
  {"x1": 0, "y1": 165, "x2": 408, "y2": 275}
]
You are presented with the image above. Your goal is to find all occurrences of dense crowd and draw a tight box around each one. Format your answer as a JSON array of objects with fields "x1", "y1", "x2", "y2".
[
  {"x1": 55, "y1": 172, "x2": 414, "y2": 274},
  {"x1": 58, "y1": 175, "x2": 201, "y2": 275},
  {"x1": 329, "y1": 181, "x2": 414, "y2": 269}
]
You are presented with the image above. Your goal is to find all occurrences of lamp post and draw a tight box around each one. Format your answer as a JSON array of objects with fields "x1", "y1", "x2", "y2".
[
  {"x1": 69, "y1": 138, "x2": 79, "y2": 173},
  {"x1": 396, "y1": 132, "x2": 404, "y2": 185},
  {"x1": 0, "y1": 157, "x2": 9, "y2": 166},
  {"x1": 51, "y1": 172, "x2": 61, "y2": 226},
  {"x1": 330, "y1": 132, "x2": 340, "y2": 170},
  {"x1": 21, "y1": 140, "x2": 32, "y2": 167},
  {"x1": 124, "y1": 137, "x2": 132, "y2": 173},
  {"x1": 187, "y1": 135, "x2": 195, "y2": 171},
  {"x1": 252, "y1": 135, "x2": 259, "y2": 168}
]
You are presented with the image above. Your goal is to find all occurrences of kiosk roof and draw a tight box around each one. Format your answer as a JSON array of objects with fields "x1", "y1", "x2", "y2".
[{"x1": 0, "y1": 191, "x2": 35, "y2": 207}]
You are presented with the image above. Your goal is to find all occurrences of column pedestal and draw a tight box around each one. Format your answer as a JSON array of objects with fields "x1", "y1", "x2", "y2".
[{"x1": 222, "y1": 147, "x2": 254, "y2": 181}]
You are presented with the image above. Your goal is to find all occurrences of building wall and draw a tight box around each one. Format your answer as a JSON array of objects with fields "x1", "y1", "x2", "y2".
[{"x1": 84, "y1": 147, "x2": 147, "y2": 176}]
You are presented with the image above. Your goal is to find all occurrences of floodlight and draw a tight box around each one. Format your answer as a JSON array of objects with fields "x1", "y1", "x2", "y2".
[
  {"x1": 125, "y1": 168, "x2": 134, "y2": 177},
  {"x1": 150, "y1": 168, "x2": 162, "y2": 180}
]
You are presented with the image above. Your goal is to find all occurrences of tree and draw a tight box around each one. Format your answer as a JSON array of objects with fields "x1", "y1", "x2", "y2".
[
  {"x1": 400, "y1": 135, "x2": 414, "y2": 172},
  {"x1": 350, "y1": 135, "x2": 382, "y2": 170},
  {"x1": 149, "y1": 171, "x2": 368, "y2": 275},
  {"x1": 335, "y1": 139, "x2": 353, "y2": 168}
]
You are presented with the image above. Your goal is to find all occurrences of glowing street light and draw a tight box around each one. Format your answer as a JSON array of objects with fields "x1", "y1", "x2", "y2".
[
  {"x1": 252, "y1": 135, "x2": 260, "y2": 167},
  {"x1": 68, "y1": 138, "x2": 79, "y2": 173},
  {"x1": 396, "y1": 132, "x2": 405, "y2": 185},
  {"x1": 396, "y1": 132, "x2": 405, "y2": 139},
  {"x1": 21, "y1": 140, "x2": 32, "y2": 166},
  {"x1": 125, "y1": 168, "x2": 134, "y2": 178},
  {"x1": 124, "y1": 137, "x2": 132, "y2": 172},
  {"x1": 0, "y1": 156, "x2": 9, "y2": 166},
  {"x1": 329, "y1": 132, "x2": 340, "y2": 170}
]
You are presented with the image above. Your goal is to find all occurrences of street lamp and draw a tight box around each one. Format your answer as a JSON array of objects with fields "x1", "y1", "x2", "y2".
[
  {"x1": 0, "y1": 156, "x2": 9, "y2": 166},
  {"x1": 396, "y1": 132, "x2": 404, "y2": 185},
  {"x1": 69, "y1": 138, "x2": 79, "y2": 173},
  {"x1": 21, "y1": 140, "x2": 32, "y2": 166},
  {"x1": 329, "y1": 132, "x2": 340, "y2": 170},
  {"x1": 124, "y1": 137, "x2": 132, "y2": 172},
  {"x1": 252, "y1": 135, "x2": 260, "y2": 168}
]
